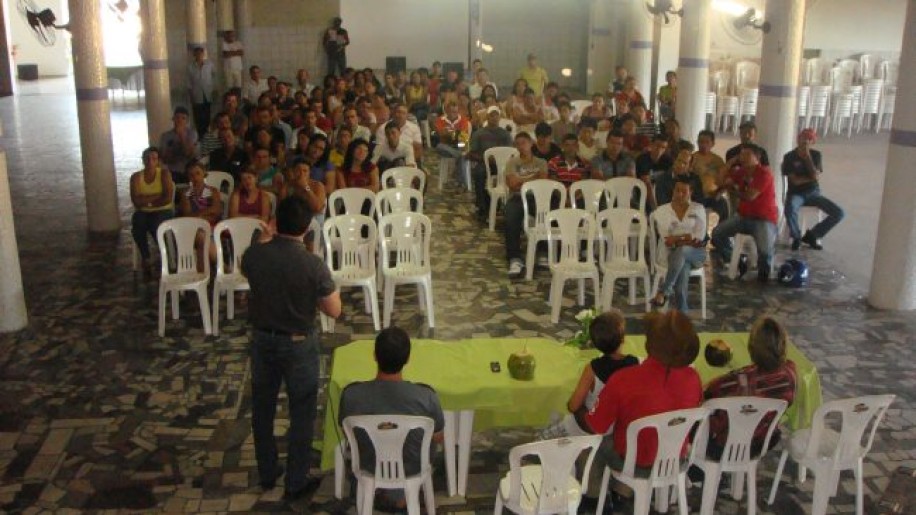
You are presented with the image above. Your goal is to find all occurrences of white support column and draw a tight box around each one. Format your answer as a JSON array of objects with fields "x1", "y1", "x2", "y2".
[
  {"x1": 141, "y1": 0, "x2": 171, "y2": 144},
  {"x1": 187, "y1": 0, "x2": 207, "y2": 53},
  {"x1": 626, "y1": 0, "x2": 652, "y2": 95},
  {"x1": 216, "y1": 0, "x2": 234, "y2": 35},
  {"x1": 233, "y1": 0, "x2": 250, "y2": 70},
  {"x1": 0, "y1": 148, "x2": 28, "y2": 332},
  {"x1": 69, "y1": 0, "x2": 120, "y2": 234},
  {"x1": 675, "y1": 0, "x2": 711, "y2": 144},
  {"x1": 756, "y1": 0, "x2": 805, "y2": 211},
  {"x1": 869, "y1": 1, "x2": 916, "y2": 310}
]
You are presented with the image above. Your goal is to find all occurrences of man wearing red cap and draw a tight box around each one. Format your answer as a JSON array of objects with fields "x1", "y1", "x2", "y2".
[{"x1": 782, "y1": 129, "x2": 845, "y2": 250}]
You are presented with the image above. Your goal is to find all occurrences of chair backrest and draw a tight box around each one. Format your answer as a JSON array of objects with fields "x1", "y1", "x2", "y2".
[
  {"x1": 498, "y1": 118, "x2": 516, "y2": 137},
  {"x1": 879, "y1": 60, "x2": 898, "y2": 85},
  {"x1": 847, "y1": 84, "x2": 863, "y2": 114},
  {"x1": 599, "y1": 208, "x2": 646, "y2": 266},
  {"x1": 342, "y1": 415, "x2": 434, "y2": 483},
  {"x1": 796, "y1": 86, "x2": 810, "y2": 116},
  {"x1": 710, "y1": 70, "x2": 730, "y2": 97},
  {"x1": 834, "y1": 93, "x2": 854, "y2": 117},
  {"x1": 829, "y1": 66, "x2": 853, "y2": 94},
  {"x1": 604, "y1": 177, "x2": 646, "y2": 212},
  {"x1": 836, "y1": 59, "x2": 860, "y2": 84},
  {"x1": 570, "y1": 100, "x2": 592, "y2": 119},
  {"x1": 505, "y1": 435, "x2": 604, "y2": 514},
  {"x1": 808, "y1": 86, "x2": 832, "y2": 117},
  {"x1": 861, "y1": 79, "x2": 884, "y2": 114},
  {"x1": 804, "y1": 58, "x2": 826, "y2": 85},
  {"x1": 323, "y1": 214, "x2": 377, "y2": 274},
  {"x1": 697, "y1": 397, "x2": 788, "y2": 467},
  {"x1": 375, "y1": 187, "x2": 424, "y2": 216},
  {"x1": 156, "y1": 217, "x2": 211, "y2": 277},
  {"x1": 859, "y1": 54, "x2": 877, "y2": 81},
  {"x1": 704, "y1": 92, "x2": 716, "y2": 115},
  {"x1": 546, "y1": 209, "x2": 595, "y2": 266},
  {"x1": 378, "y1": 212, "x2": 432, "y2": 272},
  {"x1": 803, "y1": 394, "x2": 894, "y2": 468},
  {"x1": 881, "y1": 86, "x2": 896, "y2": 114},
  {"x1": 620, "y1": 407, "x2": 709, "y2": 482},
  {"x1": 380, "y1": 166, "x2": 426, "y2": 192},
  {"x1": 213, "y1": 218, "x2": 262, "y2": 277},
  {"x1": 734, "y1": 61, "x2": 759, "y2": 93},
  {"x1": 484, "y1": 146, "x2": 519, "y2": 189},
  {"x1": 521, "y1": 179, "x2": 567, "y2": 234},
  {"x1": 739, "y1": 88, "x2": 759, "y2": 114},
  {"x1": 329, "y1": 187, "x2": 376, "y2": 219},
  {"x1": 569, "y1": 179, "x2": 607, "y2": 216},
  {"x1": 204, "y1": 171, "x2": 234, "y2": 196}
]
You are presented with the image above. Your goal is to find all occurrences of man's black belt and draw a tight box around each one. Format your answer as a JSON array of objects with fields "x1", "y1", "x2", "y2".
[{"x1": 253, "y1": 327, "x2": 315, "y2": 338}]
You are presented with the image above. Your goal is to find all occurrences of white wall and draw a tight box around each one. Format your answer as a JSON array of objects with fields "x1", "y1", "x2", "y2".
[
  {"x1": 340, "y1": 0, "x2": 469, "y2": 70},
  {"x1": 5, "y1": 0, "x2": 70, "y2": 77},
  {"x1": 804, "y1": 0, "x2": 906, "y2": 54}
]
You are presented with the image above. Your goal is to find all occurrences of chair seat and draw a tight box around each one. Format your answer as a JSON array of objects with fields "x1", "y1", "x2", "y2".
[
  {"x1": 550, "y1": 262, "x2": 599, "y2": 275},
  {"x1": 161, "y1": 272, "x2": 209, "y2": 288},
  {"x1": 488, "y1": 185, "x2": 508, "y2": 195},
  {"x1": 384, "y1": 265, "x2": 430, "y2": 279},
  {"x1": 789, "y1": 427, "x2": 852, "y2": 463},
  {"x1": 601, "y1": 261, "x2": 649, "y2": 276},
  {"x1": 214, "y1": 273, "x2": 250, "y2": 289},
  {"x1": 498, "y1": 465, "x2": 583, "y2": 513},
  {"x1": 333, "y1": 268, "x2": 376, "y2": 283}
]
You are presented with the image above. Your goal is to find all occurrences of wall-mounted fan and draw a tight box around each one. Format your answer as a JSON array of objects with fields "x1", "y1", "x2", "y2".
[
  {"x1": 645, "y1": 0, "x2": 683, "y2": 26},
  {"x1": 721, "y1": 7, "x2": 770, "y2": 46},
  {"x1": 106, "y1": 0, "x2": 139, "y2": 23},
  {"x1": 16, "y1": 0, "x2": 69, "y2": 47}
]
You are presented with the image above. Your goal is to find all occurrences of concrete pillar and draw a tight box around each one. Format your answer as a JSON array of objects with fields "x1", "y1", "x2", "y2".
[
  {"x1": 756, "y1": 0, "x2": 805, "y2": 211},
  {"x1": 216, "y1": 0, "x2": 234, "y2": 35},
  {"x1": 141, "y1": 0, "x2": 171, "y2": 144},
  {"x1": 626, "y1": 0, "x2": 653, "y2": 97},
  {"x1": 187, "y1": 0, "x2": 207, "y2": 52},
  {"x1": 233, "y1": 0, "x2": 250, "y2": 68},
  {"x1": 468, "y1": 0, "x2": 482, "y2": 66},
  {"x1": 0, "y1": 149, "x2": 28, "y2": 332},
  {"x1": 675, "y1": 0, "x2": 711, "y2": 143},
  {"x1": 869, "y1": 1, "x2": 916, "y2": 310},
  {"x1": 69, "y1": 0, "x2": 120, "y2": 234}
]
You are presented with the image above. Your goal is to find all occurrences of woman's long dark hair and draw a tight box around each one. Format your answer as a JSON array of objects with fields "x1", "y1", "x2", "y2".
[{"x1": 341, "y1": 138, "x2": 372, "y2": 177}]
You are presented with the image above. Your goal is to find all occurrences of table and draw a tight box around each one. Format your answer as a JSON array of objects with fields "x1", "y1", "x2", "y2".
[{"x1": 320, "y1": 334, "x2": 822, "y2": 498}]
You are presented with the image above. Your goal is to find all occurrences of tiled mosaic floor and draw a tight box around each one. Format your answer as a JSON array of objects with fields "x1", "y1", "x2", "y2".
[{"x1": 1, "y1": 89, "x2": 915, "y2": 513}]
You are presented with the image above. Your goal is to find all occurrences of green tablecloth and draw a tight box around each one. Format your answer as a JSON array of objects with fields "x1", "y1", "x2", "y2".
[{"x1": 319, "y1": 334, "x2": 822, "y2": 470}]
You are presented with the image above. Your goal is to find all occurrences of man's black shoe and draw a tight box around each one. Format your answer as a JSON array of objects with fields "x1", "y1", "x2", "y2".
[
  {"x1": 802, "y1": 231, "x2": 823, "y2": 250},
  {"x1": 791, "y1": 238, "x2": 801, "y2": 251},
  {"x1": 260, "y1": 465, "x2": 284, "y2": 490},
  {"x1": 283, "y1": 475, "x2": 323, "y2": 501},
  {"x1": 737, "y1": 254, "x2": 749, "y2": 278}
]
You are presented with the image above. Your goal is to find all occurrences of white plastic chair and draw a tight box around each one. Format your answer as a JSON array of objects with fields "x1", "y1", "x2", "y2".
[
  {"x1": 879, "y1": 86, "x2": 896, "y2": 131},
  {"x1": 521, "y1": 180, "x2": 567, "y2": 281},
  {"x1": 694, "y1": 397, "x2": 788, "y2": 515},
  {"x1": 829, "y1": 66, "x2": 853, "y2": 96},
  {"x1": 376, "y1": 187, "x2": 424, "y2": 216},
  {"x1": 767, "y1": 394, "x2": 895, "y2": 515},
  {"x1": 831, "y1": 93, "x2": 855, "y2": 137},
  {"x1": 569, "y1": 179, "x2": 606, "y2": 216},
  {"x1": 211, "y1": 218, "x2": 261, "y2": 336},
  {"x1": 156, "y1": 217, "x2": 213, "y2": 336},
  {"x1": 835, "y1": 59, "x2": 860, "y2": 85},
  {"x1": 324, "y1": 215, "x2": 380, "y2": 331},
  {"x1": 205, "y1": 171, "x2": 234, "y2": 221},
  {"x1": 485, "y1": 146, "x2": 520, "y2": 231},
  {"x1": 806, "y1": 86, "x2": 832, "y2": 137},
  {"x1": 381, "y1": 166, "x2": 426, "y2": 192},
  {"x1": 734, "y1": 61, "x2": 760, "y2": 94},
  {"x1": 596, "y1": 407, "x2": 710, "y2": 515},
  {"x1": 604, "y1": 177, "x2": 647, "y2": 212},
  {"x1": 329, "y1": 187, "x2": 377, "y2": 218},
  {"x1": 804, "y1": 58, "x2": 828, "y2": 86},
  {"x1": 860, "y1": 79, "x2": 884, "y2": 132},
  {"x1": 737, "y1": 88, "x2": 759, "y2": 124},
  {"x1": 796, "y1": 86, "x2": 810, "y2": 131},
  {"x1": 647, "y1": 211, "x2": 707, "y2": 319},
  {"x1": 878, "y1": 60, "x2": 898, "y2": 86},
  {"x1": 545, "y1": 209, "x2": 600, "y2": 324},
  {"x1": 498, "y1": 118, "x2": 517, "y2": 138},
  {"x1": 710, "y1": 69, "x2": 730, "y2": 98},
  {"x1": 704, "y1": 92, "x2": 717, "y2": 131},
  {"x1": 598, "y1": 209, "x2": 650, "y2": 312},
  {"x1": 379, "y1": 213, "x2": 434, "y2": 328},
  {"x1": 847, "y1": 84, "x2": 863, "y2": 133},
  {"x1": 342, "y1": 415, "x2": 436, "y2": 515},
  {"x1": 859, "y1": 54, "x2": 877, "y2": 81},
  {"x1": 570, "y1": 99, "x2": 592, "y2": 120},
  {"x1": 717, "y1": 95, "x2": 739, "y2": 135},
  {"x1": 494, "y1": 435, "x2": 603, "y2": 515}
]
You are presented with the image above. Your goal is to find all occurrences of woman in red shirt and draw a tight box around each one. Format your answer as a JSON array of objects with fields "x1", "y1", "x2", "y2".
[{"x1": 333, "y1": 138, "x2": 380, "y2": 193}]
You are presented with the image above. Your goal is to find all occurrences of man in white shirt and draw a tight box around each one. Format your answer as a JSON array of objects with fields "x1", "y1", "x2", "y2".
[
  {"x1": 295, "y1": 69, "x2": 315, "y2": 96},
  {"x1": 375, "y1": 103, "x2": 423, "y2": 163},
  {"x1": 372, "y1": 122, "x2": 417, "y2": 171},
  {"x1": 220, "y1": 30, "x2": 244, "y2": 89},
  {"x1": 468, "y1": 67, "x2": 498, "y2": 100},
  {"x1": 245, "y1": 65, "x2": 269, "y2": 106}
]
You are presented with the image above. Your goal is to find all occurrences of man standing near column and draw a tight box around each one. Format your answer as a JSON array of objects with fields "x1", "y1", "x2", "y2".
[
  {"x1": 241, "y1": 196, "x2": 341, "y2": 501},
  {"x1": 188, "y1": 47, "x2": 215, "y2": 137},
  {"x1": 782, "y1": 128, "x2": 845, "y2": 250},
  {"x1": 220, "y1": 30, "x2": 244, "y2": 90},
  {"x1": 519, "y1": 53, "x2": 549, "y2": 98},
  {"x1": 323, "y1": 17, "x2": 349, "y2": 77}
]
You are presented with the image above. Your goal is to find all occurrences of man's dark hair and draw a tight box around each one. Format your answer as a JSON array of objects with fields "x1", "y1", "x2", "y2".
[
  {"x1": 249, "y1": 65, "x2": 260, "y2": 73},
  {"x1": 739, "y1": 120, "x2": 757, "y2": 131},
  {"x1": 698, "y1": 129, "x2": 716, "y2": 144},
  {"x1": 384, "y1": 121, "x2": 400, "y2": 133},
  {"x1": 141, "y1": 146, "x2": 159, "y2": 163},
  {"x1": 677, "y1": 140, "x2": 695, "y2": 153},
  {"x1": 515, "y1": 131, "x2": 533, "y2": 141},
  {"x1": 534, "y1": 122, "x2": 552, "y2": 137},
  {"x1": 652, "y1": 134, "x2": 668, "y2": 143},
  {"x1": 607, "y1": 129, "x2": 624, "y2": 140},
  {"x1": 674, "y1": 175, "x2": 694, "y2": 186},
  {"x1": 375, "y1": 327, "x2": 411, "y2": 374},
  {"x1": 173, "y1": 106, "x2": 189, "y2": 116},
  {"x1": 590, "y1": 310, "x2": 626, "y2": 354},
  {"x1": 562, "y1": 133, "x2": 579, "y2": 143},
  {"x1": 275, "y1": 196, "x2": 313, "y2": 236}
]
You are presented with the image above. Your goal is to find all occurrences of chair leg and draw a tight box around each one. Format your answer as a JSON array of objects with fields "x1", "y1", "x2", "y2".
[
  {"x1": 488, "y1": 196, "x2": 498, "y2": 231},
  {"x1": 810, "y1": 468, "x2": 832, "y2": 515},
  {"x1": 158, "y1": 286, "x2": 167, "y2": 337},
  {"x1": 367, "y1": 283, "x2": 380, "y2": 331},
  {"x1": 699, "y1": 274, "x2": 707, "y2": 319},
  {"x1": 405, "y1": 483, "x2": 422, "y2": 515},
  {"x1": 628, "y1": 277, "x2": 637, "y2": 305},
  {"x1": 855, "y1": 460, "x2": 864, "y2": 515},
  {"x1": 424, "y1": 278, "x2": 435, "y2": 328},
  {"x1": 595, "y1": 467, "x2": 611, "y2": 515},
  {"x1": 360, "y1": 481, "x2": 375, "y2": 515},
  {"x1": 525, "y1": 240, "x2": 536, "y2": 281},
  {"x1": 171, "y1": 290, "x2": 179, "y2": 320},
  {"x1": 198, "y1": 287, "x2": 212, "y2": 335},
  {"x1": 227, "y1": 289, "x2": 235, "y2": 320},
  {"x1": 577, "y1": 278, "x2": 585, "y2": 306},
  {"x1": 747, "y1": 467, "x2": 758, "y2": 515},
  {"x1": 423, "y1": 477, "x2": 436, "y2": 515},
  {"x1": 633, "y1": 485, "x2": 652, "y2": 515},
  {"x1": 494, "y1": 490, "x2": 503, "y2": 514},
  {"x1": 383, "y1": 280, "x2": 394, "y2": 328},
  {"x1": 731, "y1": 471, "x2": 745, "y2": 500},
  {"x1": 677, "y1": 474, "x2": 689, "y2": 515},
  {"x1": 643, "y1": 274, "x2": 651, "y2": 313},
  {"x1": 334, "y1": 444, "x2": 345, "y2": 499},
  {"x1": 767, "y1": 450, "x2": 788, "y2": 505},
  {"x1": 700, "y1": 468, "x2": 722, "y2": 515},
  {"x1": 550, "y1": 278, "x2": 563, "y2": 324},
  {"x1": 211, "y1": 287, "x2": 221, "y2": 337}
]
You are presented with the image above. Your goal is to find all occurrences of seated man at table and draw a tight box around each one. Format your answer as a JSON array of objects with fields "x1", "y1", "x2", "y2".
[
  {"x1": 339, "y1": 327, "x2": 445, "y2": 479},
  {"x1": 702, "y1": 316, "x2": 797, "y2": 459},
  {"x1": 576, "y1": 311, "x2": 702, "y2": 502}
]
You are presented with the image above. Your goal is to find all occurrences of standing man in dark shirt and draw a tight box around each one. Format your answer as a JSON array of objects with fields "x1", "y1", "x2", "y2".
[
  {"x1": 241, "y1": 196, "x2": 341, "y2": 500},
  {"x1": 469, "y1": 106, "x2": 513, "y2": 221},
  {"x1": 323, "y1": 17, "x2": 349, "y2": 76},
  {"x1": 725, "y1": 121, "x2": 770, "y2": 166},
  {"x1": 782, "y1": 128, "x2": 844, "y2": 250}
]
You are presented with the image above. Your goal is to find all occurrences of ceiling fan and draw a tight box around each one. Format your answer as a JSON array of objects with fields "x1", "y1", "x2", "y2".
[{"x1": 645, "y1": 0, "x2": 683, "y2": 26}]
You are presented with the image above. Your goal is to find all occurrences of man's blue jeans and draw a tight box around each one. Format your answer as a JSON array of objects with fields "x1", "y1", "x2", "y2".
[
  {"x1": 785, "y1": 187, "x2": 845, "y2": 240},
  {"x1": 711, "y1": 216, "x2": 777, "y2": 273},
  {"x1": 250, "y1": 330, "x2": 320, "y2": 492}
]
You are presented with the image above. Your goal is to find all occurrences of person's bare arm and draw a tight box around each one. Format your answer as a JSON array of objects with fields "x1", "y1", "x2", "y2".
[
  {"x1": 228, "y1": 190, "x2": 241, "y2": 218},
  {"x1": 368, "y1": 168, "x2": 380, "y2": 193},
  {"x1": 205, "y1": 187, "x2": 223, "y2": 222},
  {"x1": 319, "y1": 290, "x2": 342, "y2": 318},
  {"x1": 567, "y1": 365, "x2": 596, "y2": 413}
]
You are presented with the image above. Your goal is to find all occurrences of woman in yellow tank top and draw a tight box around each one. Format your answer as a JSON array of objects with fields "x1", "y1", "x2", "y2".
[{"x1": 130, "y1": 147, "x2": 175, "y2": 279}]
